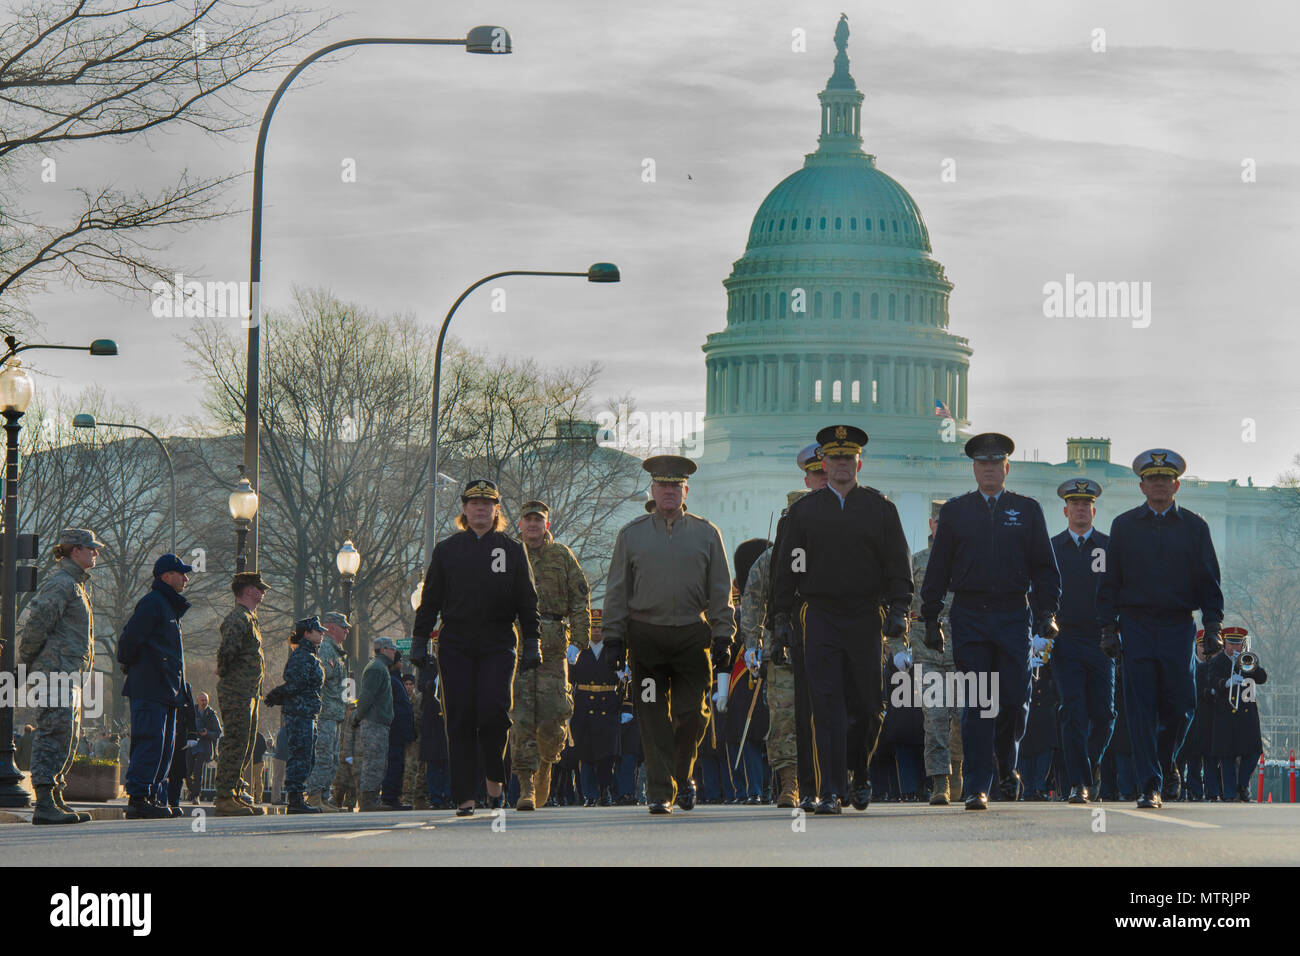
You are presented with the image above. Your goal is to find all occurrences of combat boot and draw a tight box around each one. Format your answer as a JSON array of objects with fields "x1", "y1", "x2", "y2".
[
  {"x1": 929, "y1": 774, "x2": 950, "y2": 806},
  {"x1": 125, "y1": 794, "x2": 171, "y2": 819},
  {"x1": 533, "y1": 762, "x2": 552, "y2": 809},
  {"x1": 214, "y1": 794, "x2": 256, "y2": 817},
  {"x1": 287, "y1": 791, "x2": 321, "y2": 814},
  {"x1": 951, "y1": 761, "x2": 964, "y2": 800},
  {"x1": 317, "y1": 789, "x2": 342, "y2": 813},
  {"x1": 777, "y1": 773, "x2": 798, "y2": 809},
  {"x1": 516, "y1": 771, "x2": 537, "y2": 811},
  {"x1": 53, "y1": 786, "x2": 92, "y2": 822},
  {"x1": 358, "y1": 790, "x2": 382, "y2": 812},
  {"x1": 413, "y1": 793, "x2": 432, "y2": 811},
  {"x1": 32, "y1": 785, "x2": 79, "y2": 825},
  {"x1": 235, "y1": 790, "x2": 266, "y2": 815}
]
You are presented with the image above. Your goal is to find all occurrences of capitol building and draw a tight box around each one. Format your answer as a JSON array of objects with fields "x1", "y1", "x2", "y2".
[{"x1": 686, "y1": 17, "x2": 1276, "y2": 565}]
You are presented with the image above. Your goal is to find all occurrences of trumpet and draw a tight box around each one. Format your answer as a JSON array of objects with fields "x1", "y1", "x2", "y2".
[{"x1": 1228, "y1": 652, "x2": 1258, "y2": 713}]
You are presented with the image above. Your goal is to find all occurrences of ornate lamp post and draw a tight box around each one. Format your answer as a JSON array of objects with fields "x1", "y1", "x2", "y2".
[
  {"x1": 228, "y1": 473, "x2": 259, "y2": 573},
  {"x1": 336, "y1": 536, "x2": 361, "y2": 661}
]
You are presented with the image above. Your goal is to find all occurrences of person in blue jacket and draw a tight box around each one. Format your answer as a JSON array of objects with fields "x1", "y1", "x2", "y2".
[
  {"x1": 279, "y1": 617, "x2": 326, "y2": 814},
  {"x1": 119, "y1": 553, "x2": 194, "y2": 820}
]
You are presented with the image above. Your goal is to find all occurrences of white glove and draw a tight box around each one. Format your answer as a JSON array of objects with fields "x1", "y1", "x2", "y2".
[
  {"x1": 566, "y1": 645, "x2": 580, "y2": 666},
  {"x1": 345, "y1": 757, "x2": 353, "y2": 765},
  {"x1": 1031, "y1": 635, "x2": 1051, "y2": 654},
  {"x1": 620, "y1": 713, "x2": 633, "y2": 725},
  {"x1": 1030, "y1": 653, "x2": 1044, "y2": 669},
  {"x1": 1226, "y1": 673, "x2": 1245, "y2": 688},
  {"x1": 744, "y1": 648, "x2": 760, "y2": 670},
  {"x1": 710, "y1": 691, "x2": 719, "y2": 704},
  {"x1": 617, "y1": 668, "x2": 631, "y2": 683},
  {"x1": 893, "y1": 650, "x2": 912, "y2": 671}
]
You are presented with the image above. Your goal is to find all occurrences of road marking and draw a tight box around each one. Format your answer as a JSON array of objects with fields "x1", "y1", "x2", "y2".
[
  {"x1": 1107, "y1": 809, "x2": 1220, "y2": 829},
  {"x1": 321, "y1": 822, "x2": 430, "y2": 839}
]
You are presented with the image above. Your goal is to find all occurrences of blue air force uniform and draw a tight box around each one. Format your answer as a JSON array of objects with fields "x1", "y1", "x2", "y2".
[
  {"x1": 1049, "y1": 478, "x2": 1116, "y2": 796},
  {"x1": 920, "y1": 433, "x2": 1061, "y2": 803},
  {"x1": 1096, "y1": 449, "x2": 1223, "y2": 803}
]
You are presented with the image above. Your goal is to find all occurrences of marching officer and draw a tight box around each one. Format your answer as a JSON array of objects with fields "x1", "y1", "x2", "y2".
[
  {"x1": 771, "y1": 425, "x2": 914, "y2": 814},
  {"x1": 1049, "y1": 478, "x2": 1115, "y2": 803},
  {"x1": 410, "y1": 479, "x2": 542, "y2": 817},
  {"x1": 911, "y1": 500, "x2": 963, "y2": 806},
  {"x1": 920, "y1": 432, "x2": 1061, "y2": 810},
  {"x1": 570, "y1": 609, "x2": 621, "y2": 806},
  {"x1": 1206, "y1": 627, "x2": 1267, "y2": 802},
  {"x1": 1097, "y1": 449, "x2": 1224, "y2": 809},
  {"x1": 512, "y1": 499, "x2": 591, "y2": 811},
  {"x1": 602, "y1": 454, "x2": 735, "y2": 815}
]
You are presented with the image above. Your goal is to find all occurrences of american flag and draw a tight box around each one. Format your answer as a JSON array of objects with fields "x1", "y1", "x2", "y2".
[{"x1": 934, "y1": 400, "x2": 953, "y2": 419}]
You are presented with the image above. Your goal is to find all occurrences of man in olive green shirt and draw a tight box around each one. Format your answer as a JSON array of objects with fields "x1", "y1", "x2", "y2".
[{"x1": 603, "y1": 455, "x2": 735, "y2": 815}]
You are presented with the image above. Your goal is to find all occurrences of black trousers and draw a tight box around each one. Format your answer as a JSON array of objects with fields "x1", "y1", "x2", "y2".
[
  {"x1": 627, "y1": 619, "x2": 712, "y2": 805},
  {"x1": 438, "y1": 644, "x2": 516, "y2": 804},
  {"x1": 802, "y1": 605, "x2": 885, "y2": 799},
  {"x1": 788, "y1": 602, "x2": 817, "y2": 798}
]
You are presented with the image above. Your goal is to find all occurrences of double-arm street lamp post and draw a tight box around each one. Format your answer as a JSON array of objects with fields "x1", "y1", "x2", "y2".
[
  {"x1": 243, "y1": 26, "x2": 513, "y2": 573},
  {"x1": 0, "y1": 337, "x2": 117, "y2": 808}
]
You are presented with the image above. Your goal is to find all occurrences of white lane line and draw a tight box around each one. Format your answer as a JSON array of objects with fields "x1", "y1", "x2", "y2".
[
  {"x1": 1107, "y1": 809, "x2": 1220, "y2": 829},
  {"x1": 321, "y1": 821, "x2": 431, "y2": 839}
]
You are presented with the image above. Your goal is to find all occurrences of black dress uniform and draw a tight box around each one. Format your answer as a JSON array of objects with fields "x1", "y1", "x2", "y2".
[
  {"x1": 411, "y1": 479, "x2": 542, "y2": 809},
  {"x1": 771, "y1": 426, "x2": 913, "y2": 814},
  {"x1": 1050, "y1": 478, "x2": 1116, "y2": 801},
  {"x1": 920, "y1": 433, "x2": 1060, "y2": 808},
  {"x1": 1097, "y1": 449, "x2": 1223, "y2": 807},
  {"x1": 1019, "y1": 660, "x2": 1059, "y2": 799},
  {"x1": 1179, "y1": 647, "x2": 1216, "y2": 800},
  {"x1": 570, "y1": 641, "x2": 621, "y2": 804},
  {"x1": 1206, "y1": 630, "x2": 1267, "y2": 800}
]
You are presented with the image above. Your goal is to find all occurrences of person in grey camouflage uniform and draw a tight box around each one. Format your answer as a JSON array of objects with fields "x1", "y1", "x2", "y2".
[
  {"x1": 911, "y1": 501, "x2": 963, "y2": 805},
  {"x1": 18, "y1": 528, "x2": 102, "y2": 825},
  {"x1": 353, "y1": 636, "x2": 396, "y2": 811},
  {"x1": 333, "y1": 699, "x2": 359, "y2": 809},
  {"x1": 304, "y1": 610, "x2": 349, "y2": 810}
]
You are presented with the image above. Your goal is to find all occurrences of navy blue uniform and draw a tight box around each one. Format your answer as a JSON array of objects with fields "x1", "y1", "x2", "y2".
[
  {"x1": 920, "y1": 490, "x2": 1060, "y2": 799},
  {"x1": 1050, "y1": 528, "x2": 1116, "y2": 790},
  {"x1": 281, "y1": 641, "x2": 324, "y2": 793},
  {"x1": 1097, "y1": 503, "x2": 1223, "y2": 795},
  {"x1": 1207, "y1": 651, "x2": 1267, "y2": 795},
  {"x1": 772, "y1": 484, "x2": 913, "y2": 802}
]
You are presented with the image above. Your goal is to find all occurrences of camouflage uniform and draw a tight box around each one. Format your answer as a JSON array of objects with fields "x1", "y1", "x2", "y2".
[
  {"x1": 18, "y1": 557, "x2": 94, "y2": 787},
  {"x1": 511, "y1": 532, "x2": 590, "y2": 775},
  {"x1": 281, "y1": 639, "x2": 325, "y2": 793},
  {"x1": 402, "y1": 688, "x2": 427, "y2": 807},
  {"x1": 333, "y1": 702, "x2": 359, "y2": 808},
  {"x1": 304, "y1": 634, "x2": 347, "y2": 794},
  {"x1": 355, "y1": 651, "x2": 394, "y2": 795},
  {"x1": 214, "y1": 604, "x2": 265, "y2": 798},
  {"x1": 912, "y1": 546, "x2": 963, "y2": 778},
  {"x1": 740, "y1": 547, "x2": 797, "y2": 776}
]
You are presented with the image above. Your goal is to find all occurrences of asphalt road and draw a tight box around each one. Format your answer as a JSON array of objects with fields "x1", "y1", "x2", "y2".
[{"x1": 3, "y1": 801, "x2": 1297, "y2": 866}]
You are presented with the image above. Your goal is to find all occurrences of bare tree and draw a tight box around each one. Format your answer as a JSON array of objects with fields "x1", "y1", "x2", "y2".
[{"x1": 0, "y1": 0, "x2": 328, "y2": 327}]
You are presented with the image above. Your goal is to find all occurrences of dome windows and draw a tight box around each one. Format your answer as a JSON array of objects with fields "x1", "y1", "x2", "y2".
[
  {"x1": 819, "y1": 217, "x2": 826, "y2": 229},
  {"x1": 879, "y1": 219, "x2": 885, "y2": 232},
  {"x1": 835, "y1": 217, "x2": 842, "y2": 230},
  {"x1": 852, "y1": 292, "x2": 861, "y2": 318},
  {"x1": 870, "y1": 293, "x2": 879, "y2": 319},
  {"x1": 892, "y1": 220, "x2": 899, "y2": 233},
  {"x1": 832, "y1": 380, "x2": 842, "y2": 403},
  {"x1": 779, "y1": 291, "x2": 787, "y2": 318},
  {"x1": 851, "y1": 381, "x2": 861, "y2": 403},
  {"x1": 779, "y1": 220, "x2": 785, "y2": 232},
  {"x1": 832, "y1": 292, "x2": 842, "y2": 318},
  {"x1": 805, "y1": 217, "x2": 812, "y2": 230},
  {"x1": 850, "y1": 217, "x2": 857, "y2": 231},
  {"x1": 814, "y1": 292, "x2": 823, "y2": 318}
]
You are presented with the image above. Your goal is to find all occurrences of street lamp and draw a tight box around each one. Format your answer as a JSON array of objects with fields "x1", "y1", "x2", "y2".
[
  {"x1": 243, "y1": 26, "x2": 513, "y2": 574},
  {"x1": 73, "y1": 414, "x2": 177, "y2": 554},
  {"x1": 0, "y1": 337, "x2": 116, "y2": 809},
  {"x1": 336, "y1": 535, "x2": 361, "y2": 661},
  {"x1": 425, "y1": 263, "x2": 620, "y2": 561},
  {"x1": 228, "y1": 473, "x2": 259, "y2": 573}
]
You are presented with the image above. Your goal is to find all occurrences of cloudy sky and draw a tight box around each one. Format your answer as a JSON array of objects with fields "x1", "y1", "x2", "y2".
[{"x1": 20, "y1": 0, "x2": 1300, "y2": 483}]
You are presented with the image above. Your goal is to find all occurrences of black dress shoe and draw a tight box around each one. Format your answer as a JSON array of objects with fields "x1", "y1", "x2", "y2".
[
  {"x1": 851, "y1": 785, "x2": 872, "y2": 811},
  {"x1": 1137, "y1": 789, "x2": 1162, "y2": 809},
  {"x1": 168, "y1": 805, "x2": 184, "y2": 818},
  {"x1": 1236, "y1": 786, "x2": 1252, "y2": 803},
  {"x1": 743, "y1": 794, "x2": 760, "y2": 805},
  {"x1": 965, "y1": 792, "x2": 989, "y2": 810},
  {"x1": 1162, "y1": 772, "x2": 1181, "y2": 801},
  {"x1": 600, "y1": 792, "x2": 613, "y2": 807},
  {"x1": 583, "y1": 797, "x2": 596, "y2": 808},
  {"x1": 456, "y1": 805, "x2": 474, "y2": 817},
  {"x1": 488, "y1": 795, "x2": 504, "y2": 810},
  {"x1": 648, "y1": 802, "x2": 672, "y2": 815},
  {"x1": 675, "y1": 784, "x2": 697, "y2": 811},
  {"x1": 1067, "y1": 786, "x2": 1088, "y2": 805},
  {"x1": 383, "y1": 800, "x2": 413, "y2": 811},
  {"x1": 815, "y1": 795, "x2": 842, "y2": 815},
  {"x1": 998, "y1": 771, "x2": 1022, "y2": 802}
]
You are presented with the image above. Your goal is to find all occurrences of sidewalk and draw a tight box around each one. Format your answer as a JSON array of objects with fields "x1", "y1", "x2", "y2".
[{"x1": 0, "y1": 776, "x2": 289, "y2": 823}]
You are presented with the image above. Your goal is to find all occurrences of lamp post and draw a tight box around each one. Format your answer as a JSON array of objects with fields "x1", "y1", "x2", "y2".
[
  {"x1": 425, "y1": 263, "x2": 620, "y2": 562},
  {"x1": 336, "y1": 535, "x2": 361, "y2": 661},
  {"x1": 229, "y1": 473, "x2": 259, "y2": 573},
  {"x1": 0, "y1": 337, "x2": 117, "y2": 808},
  {"x1": 73, "y1": 414, "x2": 176, "y2": 554},
  {"x1": 244, "y1": 26, "x2": 513, "y2": 574}
]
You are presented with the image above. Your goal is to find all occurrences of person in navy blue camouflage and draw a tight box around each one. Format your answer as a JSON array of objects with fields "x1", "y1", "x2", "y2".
[
  {"x1": 279, "y1": 617, "x2": 326, "y2": 814},
  {"x1": 1097, "y1": 448, "x2": 1223, "y2": 810}
]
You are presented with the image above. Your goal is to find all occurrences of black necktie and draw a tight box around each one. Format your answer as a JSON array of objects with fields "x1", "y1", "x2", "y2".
[
  {"x1": 1077, "y1": 536, "x2": 1087, "y2": 552},
  {"x1": 987, "y1": 496, "x2": 996, "y2": 515}
]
